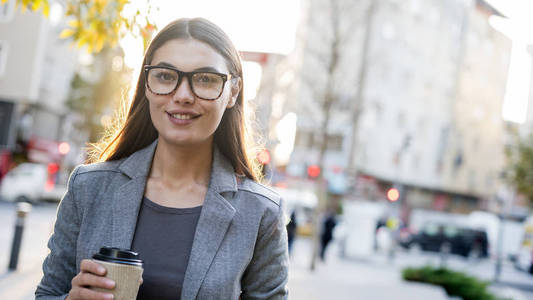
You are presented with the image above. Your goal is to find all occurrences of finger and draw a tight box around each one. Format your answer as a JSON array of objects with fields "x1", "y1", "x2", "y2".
[
  {"x1": 74, "y1": 272, "x2": 115, "y2": 290},
  {"x1": 75, "y1": 287, "x2": 114, "y2": 300},
  {"x1": 80, "y1": 259, "x2": 107, "y2": 276},
  {"x1": 139, "y1": 277, "x2": 143, "y2": 285}
]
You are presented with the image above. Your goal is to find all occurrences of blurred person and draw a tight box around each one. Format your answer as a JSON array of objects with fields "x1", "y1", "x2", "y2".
[
  {"x1": 35, "y1": 18, "x2": 289, "y2": 300},
  {"x1": 319, "y1": 209, "x2": 337, "y2": 261},
  {"x1": 287, "y1": 210, "x2": 298, "y2": 255}
]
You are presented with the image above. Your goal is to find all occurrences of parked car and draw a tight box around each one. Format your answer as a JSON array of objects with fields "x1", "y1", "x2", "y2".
[
  {"x1": 400, "y1": 222, "x2": 489, "y2": 258},
  {"x1": 0, "y1": 162, "x2": 67, "y2": 203},
  {"x1": 515, "y1": 216, "x2": 533, "y2": 274}
]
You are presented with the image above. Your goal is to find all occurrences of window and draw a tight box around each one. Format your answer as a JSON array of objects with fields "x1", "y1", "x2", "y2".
[
  {"x1": 294, "y1": 130, "x2": 344, "y2": 151},
  {"x1": 0, "y1": 0, "x2": 15, "y2": 23},
  {"x1": 326, "y1": 134, "x2": 343, "y2": 151},
  {"x1": 294, "y1": 130, "x2": 312, "y2": 148},
  {"x1": 0, "y1": 40, "x2": 8, "y2": 77}
]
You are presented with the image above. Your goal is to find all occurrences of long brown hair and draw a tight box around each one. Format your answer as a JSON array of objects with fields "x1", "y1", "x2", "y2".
[{"x1": 88, "y1": 18, "x2": 260, "y2": 181}]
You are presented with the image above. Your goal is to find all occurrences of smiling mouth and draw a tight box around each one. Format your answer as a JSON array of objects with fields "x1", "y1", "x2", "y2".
[{"x1": 167, "y1": 112, "x2": 200, "y2": 120}]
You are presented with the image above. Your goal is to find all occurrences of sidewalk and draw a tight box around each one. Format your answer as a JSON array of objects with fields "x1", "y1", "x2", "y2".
[
  {"x1": 0, "y1": 202, "x2": 55, "y2": 300},
  {"x1": 0, "y1": 265, "x2": 43, "y2": 300},
  {"x1": 288, "y1": 238, "x2": 450, "y2": 300}
]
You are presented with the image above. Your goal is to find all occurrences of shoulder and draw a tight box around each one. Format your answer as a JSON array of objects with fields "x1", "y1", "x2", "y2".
[
  {"x1": 69, "y1": 159, "x2": 125, "y2": 185},
  {"x1": 237, "y1": 177, "x2": 282, "y2": 209},
  {"x1": 76, "y1": 159, "x2": 123, "y2": 174}
]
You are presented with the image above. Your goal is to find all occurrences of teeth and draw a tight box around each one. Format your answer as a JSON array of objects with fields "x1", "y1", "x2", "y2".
[{"x1": 171, "y1": 113, "x2": 193, "y2": 120}]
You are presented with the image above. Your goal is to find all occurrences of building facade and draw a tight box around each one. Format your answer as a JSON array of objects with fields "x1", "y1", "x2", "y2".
[
  {"x1": 0, "y1": 0, "x2": 82, "y2": 177},
  {"x1": 271, "y1": 0, "x2": 513, "y2": 213}
]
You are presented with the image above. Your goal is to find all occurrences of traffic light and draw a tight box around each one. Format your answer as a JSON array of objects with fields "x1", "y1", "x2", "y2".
[
  {"x1": 58, "y1": 142, "x2": 70, "y2": 155},
  {"x1": 386, "y1": 187, "x2": 400, "y2": 202},
  {"x1": 307, "y1": 165, "x2": 321, "y2": 179}
]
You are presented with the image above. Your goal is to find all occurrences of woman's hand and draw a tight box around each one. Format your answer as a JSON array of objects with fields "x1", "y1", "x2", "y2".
[{"x1": 66, "y1": 259, "x2": 115, "y2": 300}]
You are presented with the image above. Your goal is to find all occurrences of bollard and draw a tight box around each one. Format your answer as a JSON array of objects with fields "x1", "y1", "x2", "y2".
[{"x1": 8, "y1": 201, "x2": 32, "y2": 271}]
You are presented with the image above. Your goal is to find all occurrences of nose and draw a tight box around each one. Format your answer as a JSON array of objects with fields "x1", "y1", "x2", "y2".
[{"x1": 172, "y1": 77, "x2": 195, "y2": 104}]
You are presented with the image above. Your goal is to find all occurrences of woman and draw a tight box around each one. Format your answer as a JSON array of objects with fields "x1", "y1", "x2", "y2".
[{"x1": 35, "y1": 18, "x2": 289, "y2": 300}]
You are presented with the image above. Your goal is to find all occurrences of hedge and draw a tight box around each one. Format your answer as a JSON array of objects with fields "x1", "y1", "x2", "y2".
[{"x1": 402, "y1": 265, "x2": 501, "y2": 300}]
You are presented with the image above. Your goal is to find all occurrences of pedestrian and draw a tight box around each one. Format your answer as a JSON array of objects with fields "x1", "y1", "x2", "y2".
[
  {"x1": 319, "y1": 210, "x2": 337, "y2": 261},
  {"x1": 35, "y1": 18, "x2": 289, "y2": 300},
  {"x1": 287, "y1": 210, "x2": 298, "y2": 255}
]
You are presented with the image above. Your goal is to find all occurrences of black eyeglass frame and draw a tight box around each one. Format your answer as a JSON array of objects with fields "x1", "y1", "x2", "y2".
[{"x1": 144, "y1": 65, "x2": 232, "y2": 100}]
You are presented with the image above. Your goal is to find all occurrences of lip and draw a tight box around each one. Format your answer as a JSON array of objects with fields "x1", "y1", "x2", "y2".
[
  {"x1": 165, "y1": 110, "x2": 201, "y2": 126},
  {"x1": 166, "y1": 109, "x2": 201, "y2": 116}
]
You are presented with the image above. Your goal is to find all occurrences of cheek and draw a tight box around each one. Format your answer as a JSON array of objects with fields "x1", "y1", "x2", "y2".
[{"x1": 146, "y1": 98, "x2": 164, "y2": 129}]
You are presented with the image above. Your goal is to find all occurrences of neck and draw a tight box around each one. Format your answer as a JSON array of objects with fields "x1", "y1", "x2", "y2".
[{"x1": 150, "y1": 138, "x2": 213, "y2": 188}]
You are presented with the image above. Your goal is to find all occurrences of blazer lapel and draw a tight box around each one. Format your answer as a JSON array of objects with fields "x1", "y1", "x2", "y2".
[
  {"x1": 111, "y1": 140, "x2": 157, "y2": 249},
  {"x1": 111, "y1": 177, "x2": 146, "y2": 248},
  {"x1": 181, "y1": 148, "x2": 238, "y2": 300}
]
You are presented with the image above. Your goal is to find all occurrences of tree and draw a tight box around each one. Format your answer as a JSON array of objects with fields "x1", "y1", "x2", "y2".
[
  {"x1": 66, "y1": 47, "x2": 133, "y2": 144},
  {"x1": 294, "y1": 0, "x2": 376, "y2": 270},
  {"x1": 506, "y1": 131, "x2": 533, "y2": 206},
  {"x1": 2, "y1": 0, "x2": 156, "y2": 53}
]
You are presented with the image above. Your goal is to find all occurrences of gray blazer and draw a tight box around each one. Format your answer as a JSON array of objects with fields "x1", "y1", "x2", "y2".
[{"x1": 35, "y1": 140, "x2": 289, "y2": 300}]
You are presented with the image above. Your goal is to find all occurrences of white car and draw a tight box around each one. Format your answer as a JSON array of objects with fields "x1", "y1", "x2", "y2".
[
  {"x1": 0, "y1": 163, "x2": 67, "y2": 203},
  {"x1": 515, "y1": 216, "x2": 533, "y2": 274}
]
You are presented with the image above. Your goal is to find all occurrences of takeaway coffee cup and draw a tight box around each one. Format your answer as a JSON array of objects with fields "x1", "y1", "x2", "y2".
[{"x1": 91, "y1": 247, "x2": 143, "y2": 300}]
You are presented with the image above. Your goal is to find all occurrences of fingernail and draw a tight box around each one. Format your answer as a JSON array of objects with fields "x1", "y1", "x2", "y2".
[
  {"x1": 106, "y1": 279, "x2": 115, "y2": 288},
  {"x1": 98, "y1": 266, "x2": 106, "y2": 274},
  {"x1": 105, "y1": 293, "x2": 114, "y2": 300}
]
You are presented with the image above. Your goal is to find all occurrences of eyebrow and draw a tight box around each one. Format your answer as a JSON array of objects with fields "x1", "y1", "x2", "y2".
[{"x1": 155, "y1": 62, "x2": 222, "y2": 73}]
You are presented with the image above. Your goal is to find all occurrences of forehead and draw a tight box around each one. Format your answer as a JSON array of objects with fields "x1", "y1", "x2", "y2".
[{"x1": 150, "y1": 39, "x2": 229, "y2": 73}]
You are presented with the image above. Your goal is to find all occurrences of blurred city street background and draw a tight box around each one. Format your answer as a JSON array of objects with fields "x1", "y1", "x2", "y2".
[{"x1": 1, "y1": 0, "x2": 533, "y2": 299}]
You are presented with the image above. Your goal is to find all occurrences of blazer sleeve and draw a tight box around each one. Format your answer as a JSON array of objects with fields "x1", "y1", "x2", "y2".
[
  {"x1": 241, "y1": 198, "x2": 289, "y2": 300},
  {"x1": 35, "y1": 166, "x2": 82, "y2": 300}
]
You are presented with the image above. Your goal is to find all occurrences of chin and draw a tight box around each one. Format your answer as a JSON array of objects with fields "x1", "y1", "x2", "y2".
[{"x1": 160, "y1": 133, "x2": 213, "y2": 149}]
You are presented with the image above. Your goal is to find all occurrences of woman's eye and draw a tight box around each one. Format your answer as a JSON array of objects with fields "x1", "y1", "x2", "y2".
[
  {"x1": 197, "y1": 74, "x2": 213, "y2": 83},
  {"x1": 156, "y1": 71, "x2": 176, "y2": 81}
]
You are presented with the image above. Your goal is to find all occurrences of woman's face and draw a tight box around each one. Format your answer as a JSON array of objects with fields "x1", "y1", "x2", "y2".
[{"x1": 145, "y1": 38, "x2": 239, "y2": 148}]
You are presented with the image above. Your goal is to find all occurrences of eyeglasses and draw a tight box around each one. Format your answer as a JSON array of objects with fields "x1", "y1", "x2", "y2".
[{"x1": 144, "y1": 65, "x2": 232, "y2": 100}]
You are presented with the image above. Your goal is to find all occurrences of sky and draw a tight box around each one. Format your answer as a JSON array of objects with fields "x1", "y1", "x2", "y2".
[
  {"x1": 121, "y1": 0, "x2": 302, "y2": 69},
  {"x1": 486, "y1": 0, "x2": 533, "y2": 123}
]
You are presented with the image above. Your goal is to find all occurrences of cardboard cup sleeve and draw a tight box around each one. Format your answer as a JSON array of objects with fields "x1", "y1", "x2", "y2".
[{"x1": 91, "y1": 259, "x2": 144, "y2": 300}]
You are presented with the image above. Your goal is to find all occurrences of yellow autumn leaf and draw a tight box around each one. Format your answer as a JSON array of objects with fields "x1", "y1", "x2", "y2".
[
  {"x1": 68, "y1": 19, "x2": 80, "y2": 28},
  {"x1": 77, "y1": 34, "x2": 89, "y2": 48},
  {"x1": 65, "y1": 2, "x2": 75, "y2": 15},
  {"x1": 94, "y1": 36, "x2": 105, "y2": 53},
  {"x1": 31, "y1": 0, "x2": 42, "y2": 11},
  {"x1": 59, "y1": 29, "x2": 75, "y2": 38},
  {"x1": 42, "y1": 0, "x2": 49, "y2": 17}
]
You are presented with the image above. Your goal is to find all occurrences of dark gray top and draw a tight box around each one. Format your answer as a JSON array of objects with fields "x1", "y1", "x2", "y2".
[{"x1": 132, "y1": 197, "x2": 202, "y2": 300}]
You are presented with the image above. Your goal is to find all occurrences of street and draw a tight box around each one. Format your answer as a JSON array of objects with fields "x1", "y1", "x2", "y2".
[{"x1": 0, "y1": 201, "x2": 532, "y2": 299}]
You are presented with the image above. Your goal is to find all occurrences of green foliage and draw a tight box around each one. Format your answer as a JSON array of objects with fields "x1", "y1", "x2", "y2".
[
  {"x1": 2, "y1": 0, "x2": 157, "y2": 53},
  {"x1": 66, "y1": 49, "x2": 132, "y2": 143},
  {"x1": 506, "y1": 131, "x2": 533, "y2": 206},
  {"x1": 402, "y1": 266, "x2": 500, "y2": 300}
]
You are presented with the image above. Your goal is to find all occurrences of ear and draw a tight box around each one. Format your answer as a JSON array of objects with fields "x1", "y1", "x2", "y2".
[{"x1": 227, "y1": 77, "x2": 242, "y2": 109}]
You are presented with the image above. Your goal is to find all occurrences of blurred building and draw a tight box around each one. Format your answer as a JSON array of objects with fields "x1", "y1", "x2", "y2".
[
  {"x1": 271, "y1": 0, "x2": 514, "y2": 214},
  {"x1": 0, "y1": 0, "x2": 83, "y2": 174}
]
